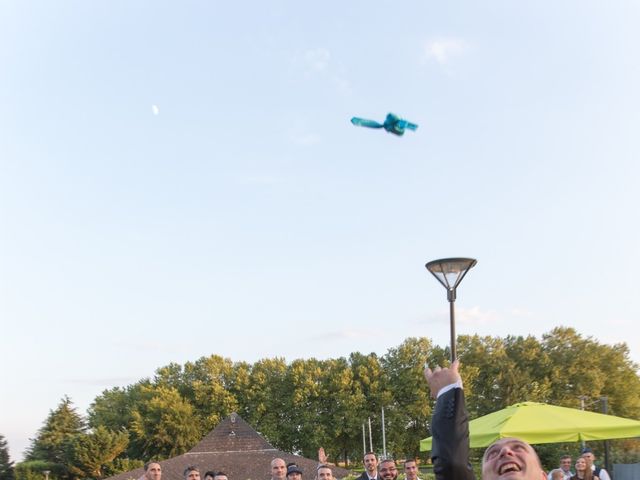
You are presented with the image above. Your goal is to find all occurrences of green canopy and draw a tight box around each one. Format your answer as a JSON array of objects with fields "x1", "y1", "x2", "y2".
[{"x1": 420, "y1": 401, "x2": 640, "y2": 450}]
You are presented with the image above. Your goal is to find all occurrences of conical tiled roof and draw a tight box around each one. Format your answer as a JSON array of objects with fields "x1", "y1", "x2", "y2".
[
  {"x1": 104, "y1": 413, "x2": 350, "y2": 480},
  {"x1": 188, "y1": 413, "x2": 276, "y2": 453}
]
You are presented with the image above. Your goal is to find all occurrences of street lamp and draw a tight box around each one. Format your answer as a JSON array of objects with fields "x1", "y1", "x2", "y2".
[{"x1": 425, "y1": 257, "x2": 477, "y2": 362}]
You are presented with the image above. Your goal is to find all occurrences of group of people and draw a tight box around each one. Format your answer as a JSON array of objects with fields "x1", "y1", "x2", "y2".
[
  {"x1": 425, "y1": 360, "x2": 612, "y2": 480},
  {"x1": 141, "y1": 462, "x2": 228, "y2": 480},
  {"x1": 547, "y1": 449, "x2": 610, "y2": 480},
  {"x1": 140, "y1": 362, "x2": 612, "y2": 480},
  {"x1": 269, "y1": 459, "x2": 335, "y2": 480}
]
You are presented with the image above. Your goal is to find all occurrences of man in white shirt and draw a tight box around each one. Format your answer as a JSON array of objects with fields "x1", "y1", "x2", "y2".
[
  {"x1": 403, "y1": 460, "x2": 420, "y2": 480},
  {"x1": 581, "y1": 448, "x2": 611, "y2": 480},
  {"x1": 547, "y1": 455, "x2": 572, "y2": 480}
]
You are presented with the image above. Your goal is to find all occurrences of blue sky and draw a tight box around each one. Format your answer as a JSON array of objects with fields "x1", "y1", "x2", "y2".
[{"x1": 2, "y1": 0, "x2": 640, "y2": 462}]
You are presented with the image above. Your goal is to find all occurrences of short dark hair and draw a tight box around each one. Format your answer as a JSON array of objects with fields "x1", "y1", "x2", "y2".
[
  {"x1": 184, "y1": 466, "x2": 200, "y2": 478},
  {"x1": 379, "y1": 459, "x2": 396, "y2": 467},
  {"x1": 204, "y1": 472, "x2": 216, "y2": 479},
  {"x1": 560, "y1": 455, "x2": 572, "y2": 461},
  {"x1": 364, "y1": 452, "x2": 377, "y2": 459},
  {"x1": 214, "y1": 472, "x2": 227, "y2": 479},
  {"x1": 403, "y1": 459, "x2": 417, "y2": 467},
  {"x1": 144, "y1": 462, "x2": 161, "y2": 472}
]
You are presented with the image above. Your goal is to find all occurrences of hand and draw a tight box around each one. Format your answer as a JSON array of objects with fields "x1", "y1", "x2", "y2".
[
  {"x1": 424, "y1": 359, "x2": 461, "y2": 398},
  {"x1": 318, "y1": 447, "x2": 328, "y2": 464}
]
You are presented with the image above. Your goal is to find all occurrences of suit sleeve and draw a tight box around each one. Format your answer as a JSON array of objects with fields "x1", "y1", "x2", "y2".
[{"x1": 430, "y1": 388, "x2": 476, "y2": 480}]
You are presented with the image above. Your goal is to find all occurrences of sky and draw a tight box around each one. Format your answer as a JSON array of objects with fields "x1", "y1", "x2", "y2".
[{"x1": 2, "y1": 0, "x2": 640, "y2": 463}]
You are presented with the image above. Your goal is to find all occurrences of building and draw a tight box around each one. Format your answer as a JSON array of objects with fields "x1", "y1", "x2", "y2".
[{"x1": 105, "y1": 413, "x2": 350, "y2": 480}]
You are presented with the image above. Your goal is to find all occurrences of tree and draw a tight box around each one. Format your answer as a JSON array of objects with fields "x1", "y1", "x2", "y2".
[
  {"x1": 26, "y1": 397, "x2": 85, "y2": 479},
  {"x1": 177, "y1": 356, "x2": 240, "y2": 432},
  {"x1": 239, "y1": 357, "x2": 290, "y2": 449},
  {"x1": 320, "y1": 357, "x2": 366, "y2": 465},
  {"x1": 129, "y1": 385, "x2": 201, "y2": 459},
  {"x1": 382, "y1": 337, "x2": 434, "y2": 458},
  {"x1": 14, "y1": 461, "x2": 54, "y2": 480},
  {"x1": 0, "y1": 435, "x2": 14, "y2": 480},
  {"x1": 65, "y1": 426, "x2": 128, "y2": 479}
]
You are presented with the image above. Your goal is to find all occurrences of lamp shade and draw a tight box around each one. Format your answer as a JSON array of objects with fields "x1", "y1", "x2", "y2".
[{"x1": 425, "y1": 257, "x2": 477, "y2": 291}]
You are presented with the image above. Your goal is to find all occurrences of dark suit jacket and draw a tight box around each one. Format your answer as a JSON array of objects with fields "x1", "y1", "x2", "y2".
[
  {"x1": 355, "y1": 472, "x2": 377, "y2": 480},
  {"x1": 430, "y1": 388, "x2": 476, "y2": 480}
]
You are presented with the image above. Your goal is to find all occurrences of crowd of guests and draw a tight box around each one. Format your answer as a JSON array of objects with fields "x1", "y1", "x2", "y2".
[
  {"x1": 140, "y1": 446, "x2": 611, "y2": 480},
  {"x1": 139, "y1": 359, "x2": 613, "y2": 480},
  {"x1": 547, "y1": 448, "x2": 610, "y2": 480}
]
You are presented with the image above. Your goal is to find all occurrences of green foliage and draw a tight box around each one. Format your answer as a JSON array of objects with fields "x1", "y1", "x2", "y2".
[
  {"x1": 382, "y1": 338, "x2": 433, "y2": 458},
  {"x1": 129, "y1": 385, "x2": 201, "y2": 459},
  {"x1": 102, "y1": 458, "x2": 144, "y2": 478},
  {"x1": 26, "y1": 397, "x2": 85, "y2": 479},
  {"x1": 65, "y1": 426, "x2": 128, "y2": 479},
  {"x1": 0, "y1": 435, "x2": 15, "y2": 480},
  {"x1": 67, "y1": 328, "x2": 640, "y2": 469},
  {"x1": 14, "y1": 461, "x2": 56, "y2": 480}
]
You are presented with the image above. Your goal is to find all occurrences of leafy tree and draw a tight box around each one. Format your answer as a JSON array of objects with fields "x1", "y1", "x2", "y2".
[
  {"x1": 0, "y1": 435, "x2": 14, "y2": 480},
  {"x1": 14, "y1": 461, "x2": 55, "y2": 480},
  {"x1": 347, "y1": 351, "x2": 394, "y2": 462},
  {"x1": 178, "y1": 356, "x2": 240, "y2": 432},
  {"x1": 26, "y1": 397, "x2": 85, "y2": 479},
  {"x1": 88, "y1": 382, "x2": 148, "y2": 433},
  {"x1": 283, "y1": 358, "x2": 327, "y2": 456},
  {"x1": 321, "y1": 357, "x2": 366, "y2": 465},
  {"x1": 102, "y1": 458, "x2": 144, "y2": 478},
  {"x1": 129, "y1": 385, "x2": 201, "y2": 459},
  {"x1": 382, "y1": 337, "x2": 434, "y2": 458},
  {"x1": 240, "y1": 357, "x2": 290, "y2": 449},
  {"x1": 65, "y1": 426, "x2": 128, "y2": 479},
  {"x1": 75, "y1": 328, "x2": 640, "y2": 468}
]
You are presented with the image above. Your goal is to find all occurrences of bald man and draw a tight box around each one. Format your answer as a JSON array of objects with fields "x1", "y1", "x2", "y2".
[
  {"x1": 271, "y1": 458, "x2": 287, "y2": 480},
  {"x1": 425, "y1": 360, "x2": 546, "y2": 480}
]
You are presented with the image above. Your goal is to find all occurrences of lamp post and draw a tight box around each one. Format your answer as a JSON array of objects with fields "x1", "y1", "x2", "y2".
[{"x1": 425, "y1": 257, "x2": 477, "y2": 362}]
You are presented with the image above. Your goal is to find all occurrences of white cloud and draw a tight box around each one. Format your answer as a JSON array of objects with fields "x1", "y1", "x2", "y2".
[
  {"x1": 151, "y1": 104, "x2": 160, "y2": 116},
  {"x1": 423, "y1": 38, "x2": 468, "y2": 64},
  {"x1": 457, "y1": 306, "x2": 500, "y2": 325}
]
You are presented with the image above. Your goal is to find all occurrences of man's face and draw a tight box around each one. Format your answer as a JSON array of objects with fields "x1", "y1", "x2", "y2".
[
  {"x1": 560, "y1": 458, "x2": 572, "y2": 471},
  {"x1": 288, "y1": 473, "x2": 301, "y2": 480},
  {"x1": 185, "y1": 471, "x2": 200, "y2": 480},
  {"x1": 404, "y1": 461, "x2": 417, "y2": 480},
  {"x1": 271, "y1": 459, "x2": 286, "y2": 480},
  {"x1": 205, "y1": 475, "x2": 214, "y2": 480},
  {"x1": 317, "y1": 468, "x2": 333, "y2": 480},
  {"x1": 482, "y1": 438, "x2": 545, "y2": 480},
  {"x1": 378, "y1": 462, "x2": 397, "y2": 480},
  {"x1": 582, "y1": 452, "x2": 595, "y2": 465},
  {"x1": 146, "y1": 464, "x2": 162, "y2": 480},
  {"x1": 364, "y1": 454, "x2": 378, "y2": 474}
]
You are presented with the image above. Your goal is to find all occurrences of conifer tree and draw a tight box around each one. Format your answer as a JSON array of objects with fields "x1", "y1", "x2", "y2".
[{"x1": 0, "y1": 435, "x2": 15, "y2": 480}]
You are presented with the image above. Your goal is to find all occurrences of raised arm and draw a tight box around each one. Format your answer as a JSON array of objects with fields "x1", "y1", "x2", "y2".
[{"x1": 424, "y1": 360, "x2": 476, "y2": 480}]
